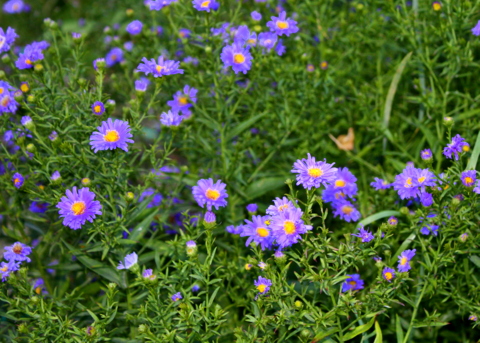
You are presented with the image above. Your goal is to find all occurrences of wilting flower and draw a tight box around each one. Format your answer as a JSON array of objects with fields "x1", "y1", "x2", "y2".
[
  {"x1": 329, "y1": 127, "x2": 354, "y2": 151},
  {"x1": 270, "y1": 207, "x2": 312, "y2": 248},
  {"x1": 12, "y1": 172, "x2": 24, "y2": 188},
  {"x1": 117, "y1": 252, "x2": 138, "y2": 270},
  {"x1": 4, "y1": 242, "x2": 32, "y2": 262},
  {"x1": 56, "y1": 187, "x2": 102, "y2": 230},
  {"x1": 192, "y1": 178, "x2": 228, "y2": 211},
  {"x1": 341, "y1": 274, "x2": 364, "y2": 292},
  {"x1": 136, "y1": 56, "x2": 184, "y2": 77},
  {"x1": 91, "y1": 101, "x2": 105, "y2": 115},
  {"x1": 254, "y1": 276, "x2": 272, "y2": 294},
  {"x1": 266, "y1": 11, "x2": 299, "y2": 36},
  {"x1": 0, "y1": 27, "x2": 18, "y2": 53},
  {"x1": 382, "y1": 267, "x2": 395, "y2": 282},
  {"x1": 90, "y1": 118, "x2": 134, "y2": 153},
  {"x1": 171, "y1": 292, "x2": 182, "y2": 301},
  {"x1": 240, "y1": 215, "x2": 273, "y2": 250},
  {"x1": 461, "y1": 170, "x2": 476, "y2": 187},
  {"x1": 443, "y1": 134, "x2": 469, "y2": 160},
  {"x1": 397, "y1": 249, "x2": 416, "y2": 272},
  {"x1": 291, "y1": 154, "x2": 337, "y2": 190},
  {"x1": 220, "y1": 42, "x2": 253, "y2": 74},
  {"x1": 351, "y1": 226, "x2": 374, "y2": 243}
]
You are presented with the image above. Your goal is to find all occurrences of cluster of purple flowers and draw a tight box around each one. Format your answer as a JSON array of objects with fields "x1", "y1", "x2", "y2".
[
  {"x1": 0, "y1": 80, "x2": 20, "y2": 114},
  {"x1": 0, "y1": 27, "x2": 18, "y2": 54},
  {"x1": 15, "y1": 41, "x2": 49, "y2": 70},
  {"x1": 392, "y1": 164, "x2": 436, "y2": 207},
  {"x1": 192, "y1": 0, "x2": 219, "y2": 12},
  {"x1": 1, "y1": 242, "x2": 32, "y2": 282}
]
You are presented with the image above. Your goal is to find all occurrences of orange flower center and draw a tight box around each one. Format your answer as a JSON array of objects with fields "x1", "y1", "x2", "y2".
[
  {"x1": 178, "y1": 96, "x2": 188, "y2": 105},
  {"x1": 201, "y1": 0, "x2": 210, "y2": 7},
  {"x1": 278, "y1": 204, "x2": 289, "y2": 212},
  {"x1": 400, "y1": 257, "x2": 408, "y2": 266},
  {"x1": 465, "y1": 177, "x2": 474, "y2": 186},
  {"x1": 104, "y1": 130, "x2": 120, "y2": 142},
  {"x1": 256, "y1": 284, "x2": 267, "y2": 293},
  {"x1": 342, "y1": 206, "x2": 353, "y2": 215},
  {"x1": 71, "y1": 201, "x2": 86, "y2": 216},
  {"x1": 284, "y1": 220, "x2": 296, "y2": 234},
  {"x1": 463, "y1": 145, "x2": 470, "y2": 152},
  {"x1": 13, "y1": 244, "x2": 23, "y2": 254},
  {"x1": 256, "y1": 227, "x2": 269, "y2": 237},
  {"x1": 308, "y1": 167, "x2": 323, "y2": 178},
  {"x1": 405, "y1": 177, "x2": 413, "y2": 187},
  {"x1": 35, "y1": 287, "x2": 42, "y2": 294},
  {"x1": 206, "y1": 189, "x2": 220, "y2": 200},
  {"x1": 0, "y1": 87, "x2": 4, "y2": 94},
  {"x1": 433, "y1": 3, "x2": 441, "y2": 11},
  {"x1": 384, "y1": 272, "x2": 393, "y2": 281},
  {"x1": 156, "y1": 65, "x2": 164, "y2": 73},
  {"x1": 14, "y1": 178, "x2": 20, "y2": 185},
  {"x1": 0, "y1": 266, "x2": 7, "y2": 272},
  {"x1": 25, "y1": 59, "x2": 32, "y2": 65},
  {"x1": 335, "y1": 180, "x2": 346, "y2": 187},
  {"x1": 94, "y1": 105, "x2": 102, "y2": 113},
  {"x1": 277, "y1": 21, "x2": 289, "y2": 29},
  {"x1": 1, "y1": 96, "x2": 10, "y2": 107},
  {"x1": 418, "y1": 176, "x2": 426, "y2": 183},
  {"x1": 349, "y1": 281, "x2": 357, "y2": 286},
  {"x1": 233, "y1": 53, "x2": 245, "y2": 64}
]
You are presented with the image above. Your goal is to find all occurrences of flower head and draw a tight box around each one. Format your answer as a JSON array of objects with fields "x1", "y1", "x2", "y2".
[
  {"x1": 266, "y1": 197, "x2": 295, "y2": 216},
  {"x1": 332, "y1": 199, "x2": 361, "y2": 222},
  {"x1": 117, "y1": 252, "x2": 138, "y2": 270},
  {"x1": 90, "y1": 118, "x2": 134, "y2": 153},
  {"x1": 266, "y1": 11, "x2": 299, "y2": 36},
  {"x1": 192, "y1": 284, "x2": 200, "y2": 292},
  {"x1": 4, "y1": 242, "x2": 32, "y2": 262},
  {"x1": 226, "y1": 224, "x2": 244, "y2": 235},
  {"x1": 15, "y1": 41, "x2": 49, "y2": 69},
  {"x1": 0, "y1": 260, "x2": 21, "y2": 282},
  {"x1": 382, "y1": 267, "x2": 395, "y2": 282},
  {"x1": 135, "y1": 79, "x2": 149, "y2": 92},
  {"x1": 220, "y1": 42, "x2": 253, "y2": 75},
  {"x1": 167, "y1": 85, "x2": 198, "y2": 116},
  {"x1": 254, "y1": 276, "x2": 272, "y2": 294},
  {"x1": 443, "y1": 134, "x2": 469, "y2": 160},
  {"x1": 291, "y1": 154, "x2": 337, "y2": 190},
  {"x1": 138, "y1": 188, "x2": 163, "y2": 208},
  {"x1": 420, "y1": 224, "x2": 439, "y2": 236},
  {"x1": 105, "y1": 47, "x2": 124, "y2": 67},
  {"x1": 397, "y1": 249, "x2": 416, "y2": 272},
  {"x1": 472, "y1": 20, "x2": 480, "y2": 36},
  {"x1": 192, "y1": 178, "x2": 228, "y2": 211},
  {"x1": 388, "y1": 216, "x2": 398, "y2": 226},
  {"x1": 251, "y1": 11, "x2": 262, "y2": 20},
  {"x1": 0, "y1": 80, "x2": 19, "y2": 114},
  {"x1": 461, "y1": 170, "x2": 476, "y2": 187},
  {"x1": 351, "y1": 226, "x2": 374, "y2": 243},
  {"x1": 258, "y1": 32, "x2": 278, "y2": 50},
  {"x1": 30, "y1": 201, "x2": 48, "y2": 213},
  {"x1": 126, "y1": 20, "x2": 143, "y2": 35},
  {"x1": 432, "y1": 1, "x2": 441, "y2": 11},
  {"x1": 246, "y1": 203, "x2": 258, "y2": 213},
  {"x1": 192, "y1": 0, "x2": 218, "y2": 12},
  {"x1": 91, "y1": 101, "x2": 105, "y2": 115},
  {"x1": 392, "y1": 166, "x2": 420, "y2": 199},
  {"x1": 370, "y1": 177, "x2": 391, "y2": 190},
  {"x1": 469, "y1": 315, "x2": 478, "y2": 321},
  {"x1": 160, "y1": 110, "x2": 184, "y2": 126},
  {"x1": 0, "y1": 27, "x2": 18, "y2": 53},
  {"x1": 12, "y1": 172, "x2": 24, "y2": 188},
  {"x1": 271, "y1": 207, "x2": 312, "y2": 248},
  {"x1": 341, "y1": 274, "x2": 364, "y2": 292},
  {"x1": 421, "y1": 149, "x2": 433, "y2": 161},
  {"x1": 136, "y1": 56, "x2": 184, "y2": 77},
  {"x1": 56, "y1": 187, "x2": 102, "y2": 230},
  {"x1": 142, "y1": 269, "x2": 156, "y2": 280},
  {"x1": 240, "y1": 215, "x2": 273, "y2": 250},
  {"x1": 171, "y1": 292, "x2": 182, "y2": 301}
]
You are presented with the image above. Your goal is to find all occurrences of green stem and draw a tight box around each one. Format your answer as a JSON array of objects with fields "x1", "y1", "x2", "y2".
[{"x1": 402, "y1": 281, "x2": 428, "y2": 343}]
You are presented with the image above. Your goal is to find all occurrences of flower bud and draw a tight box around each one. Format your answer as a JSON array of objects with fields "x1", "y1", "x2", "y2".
[
  {"x1": 205, "y1": 46, "x2": 212, "y2": 53},
  {"x1": 14, "y1": 90, "x2": 24, "y2": 101},
  {"x1": 126, "y1": 192, "x2": 135, "y2": 202},
  {"x1": 294, "y1": 300, "x2": 303, "y2": 308},
  {"x1": 27, "y1": 94, "x2": 35, "y2": 103},
  {"x1": 30, "y1": 296, "x2": 39, "y2": 304},
  {"x1": 86, "y1": 326, "x2": 96, "y2": 336},
  {"x1": 81, "y1": 178, "x2": 91, "y2": 186},
  {"x1": 0, "y1": 70, "x2": 5, "y2": 79},
  {"x1": 399, "y1": 207, "x2": 409, "y2": 216},
  {"x1": 459, "y1": 232, "x2": 468, "y2": 243},
  {"x1": 1, "y1": 54, "x2": 10, "y2": 63},
  {"x1": 26, "y1": 143, "x2": 36, "y2": 152},
  {"x1": 443, "y1": 116, "x2": 454, "y2": 128},
  {"x1": 203, "y1": 211, "x2": 216, "y2": 228},
  {"x1": 107, "y1": 283, "x2": 117, "y2": 290},
  {"x1": 186, "y1": 240, "x2": 197, "y2": 256},
  {"x1": 126, "y1": 8, "x2": 134, "y2": 17},
  {"x1": 34, "y1": 64, "x2": 44, "y2": 72},
  {"x1": 18, "y1": 323, "x2": 29, "y2": 334},
  {"x1": 21, "y1": 116, "x2": 34, "y2": 130},
  {"x1": 138, "y1": 324, "x2": 148, "y2": 334}
]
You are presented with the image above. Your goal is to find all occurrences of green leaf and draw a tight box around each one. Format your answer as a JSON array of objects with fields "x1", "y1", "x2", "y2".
[
  {"x1": 396, "y1": 315, "x2": 404, "y2": 343},
  {"x1": 313, "y1": 327, "x2": 339, "y2": 341},
  {"x1": 466, "y1": 130, "x2": 480, "y2": 171},
  {"x1": 469, "y1": 255, "x2": 480, "y2": 269},
  {"x1": 343, "y1": 316, "x2": 375, "y2": 341},
  {"x1": 390, "y1": 233, "x2": 416, "y2": 265},
  {"x1": 358, "y1": 210, "x2": 401, "y2": 227},
  {"x1": 412, "y1": 322, "x2": 449, "y2": 328},
  {"x1": 129, "y1": 208, "x2": 159, "y2": 241},
  {"x1": 245, "y1": 177, "x2": 287, "y2": 200},
  {"x1": 374, "y1": 320, "x2": 383, "y2": 343},
  {"x1": 225, "y1": 113, "x2": 267, "y2": 141}
]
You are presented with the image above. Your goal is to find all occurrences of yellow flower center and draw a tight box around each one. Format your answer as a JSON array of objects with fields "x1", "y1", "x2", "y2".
[
  {"x1": 206, "y1": 189, "x2": 220, "y2": 200},
  {"x1": 247, "y1": 38, "x2": 256, "y2": 45},
  {"x1": 178, "y1": 96, "x2": 188, "y2": 105},
  {"x1": 417, "y1": 176, "x2": 426, "y2": 183},
  {"x1": 94, "y1": 105, "x2": 102, "y2": 113},
  {"x1": 104, "y1": 130, "x2": 120, "y2": 142},
  {"x1": 14, "y1": 178, "x2": 20, "y2": 185},
  {"x1": 342, "y1": 206, "x2": 353, "y2": 215},
  {"x1": 308, "y1": 167, "x2": 323, "y2": 178},
  {"x1": 335, "y1": 180, "x2": 346, "y2": 187},
  {"x1": 278, "y1": 204, "x2": 289, "y2": 212},
  {"x1": 284, "y1": 220, "x2": 296, "y2": 235},
  {"x1": 13, "y1": 4, "x2": 19, "y2": 10},
  {"x1": 384, "y1": 272, "x2": 393, "y2": 281},
  {"x1": 71, "y1": 201, "x2": 86, "y2": 216},
  {"x1": 0, "y1": 87, "x2": 4, "y2": 94},
  {"x1": 349, "y1": 281, "x2": 357, "y2": 286},
  {"x1": 20, "y1": 84, "x2": 29, "y2": 92},
  {"x1": 321, "y1": 62, "x2": 328, "y2": 68},
  {"x1": 464, "y1": 177, "x2": 474, "y2": 186},
  {"x1": 110, "y1": 54, "x2": 117, "y2": 61},
  {"x1": 264, "y1": 220, "x2": 271, "y2": 226},
  {"x1": 334, "y1": 192, "x2": 345, "y2": 199},
  {"x1": 156, "y1": 65, "x2": 164, "y2": 73},
  {"x1": 1, "y1": 96, "x2": 10, "y2": 107},
  {"x1": 405, "y1": 177, "x2": 413, "y2": 187},
  {"x1": 13, "y1": 244, "x2": 23, "y2": 254},
  {"x1": 25, "y1": 59, "x2": 32, "y2": 65},
  {"x1": 0, "y1": 37, "x2": 4, "y2": 49},
  {"x1": 463, "y1": 145, "x2": 470, "y2": 152},
  {"x1": 0, "y1": 266, "x2": 7, "y2": 272},
  {"x1": 35, "y1": 287, "x2": 42, "y2": 295},
  {"x1": 277, "y1": 21, "x2": 289, "y2": 29},
  {"x1": 433, "y1": 3, "x2": 441, "y2": 11},
  {"x1": 400, "y1": 257, "x2": 407, "y2": 266},
  {"x1": 245, "y1": 263, "x2": 252, "y2": 270},
  {"x1": 201, "y1": 0, "x2": 210, "y2": 7},
  {"x1": 256, "y1": 284, "x2": 267, "y2": 293},
  {"x1": 256, "y1": 227, "x2": 269, "y2": 238},
  {"x1": 233, "y1": 53, "x2": 245, "y2": 64}
]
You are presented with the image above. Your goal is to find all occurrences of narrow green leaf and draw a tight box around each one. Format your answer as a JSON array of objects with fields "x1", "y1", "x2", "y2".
[
  {"x1": 358, "y1": 210, "x2": 401, "y2": 227},
  {"x1": 245, "y1": 177, "x2": 287, "y2": 200},
  {"x1": 469, "y1": 255, "x2": 480, "y2": 269},
  {"x1": 208, "y1": 287, "x2": 220, "y2": 308},
  {"x1": 226, "y1": 113, "x2": 267, "y2": 141},
  {"x1": 412, "y1": 322, "x2": 449, "y2": 328},
  {"x1": 374, "y1": 320, "x2": 383, "y2": 343},
  {"x1": 343, "y1": 316, "x2": 375, "y2": 341},
  {"x1": 313, "y1": 327, "x2": 339, "y2": 341},
  {"x1": 466, "y1": 130, "x2": 480, "y2": 171},
  {"x1": 129, "y1": 208, "x2": 159, "y2": 241},
  {"x1": 396, "y1": 315, "x2": 405, "y2": 343},
  {"x1": 390, "y1": 233, "x2": 416, "y2": 265}
]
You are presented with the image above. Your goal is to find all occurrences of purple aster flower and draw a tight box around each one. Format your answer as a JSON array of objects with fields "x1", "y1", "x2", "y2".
[
  {"x1": 388, "y1": 216, "x2": 398, "y2": 226},
  {"x1": 420, "y1": 192, "x2": 433, "y2": 207},
  {"x1": 117, "y1": 252, "x2": 138, "y2": 270},
  {"x1": 420, "y1": 224, "x2": 439, "y2": 236},
  {"x1": 3, "y1": 0, "x2": 28, "y2": 13},
  {"x1": 322, "y1": 185, "x2": 348, "y2": 203},
  {"x1": 171, "y1": 292, "x2": 182, "y2": 301},
  {"x1": 89, "y1": 118, "x2": 134, "y2": 153},
  {"x1": 274, "y1": 250, "x2": 285, "y2": 259},
  {"x1": 469, "y1": 315, "x2": 478, "y2": 321},
  {"x1": 246, "y1": 203, "x2": 258, "y2": 213},
  {"x1": 136, "y1": 56, "x2": 184, "y2": 77},
  {"x1": 0, "y1": 27, "x2": 18, "y2": 53},
  {"x1": 72, "y1": 32, "x2": 82, "y2": 40},
  {"x1": 160, "y1": 110, "x2": 183, "y2": 126},
  {"x1": 91, "y1": 101, "x2": 105, "y2": 115},
  {"x1": 4, "y1": 242, "x2": 32, "y2": 262},
  {"x1": 474, "y1": 181, "x2": 480, "y2": 194},
  {"x1": 397, "y1": 249, "x2": 416, "y2": 272},
  {"x1": 33, "y1": 278, "x2": 47, "y2": 294},
  {"x1": 167, "y1": 85, "x2": 198, "y2": 115},
  {"x1": 220, "y1": 43, "x2": 253, "y2": 75},
  {"x1": 370, "y1": 177, "x2": 391, "y2": 190},
  {"x1": 204, "y1": 211, "x2": 216, "y2": 223},
  {"x1": 240, "y1": 215, "x2": 273, "y2": 250},
  {"x1": 126, "y1": 20, "x2": 143, "y2": 35},
  {"x1": 291, "y1": 154, "x2": 337, "y2": 190},
  {"x1": 254, "y1": 276, "x2": 272, "y2": 294},
  {"x1": 192, "y1": 178, "x2": 228, "y2": 211},
  {"x1": 192, "y1": 284, "x2": 200, "y2": 292},
  {"x1": 142, "y1": 269, "x2": 156, "y2": 280},
  {"x1": 0, "y1": 81, "x2": 19, "y2": 114},
  {"x1": 179, "y1": 28, "x2": 191, "y2": 39},
  {"x1": 0, "y1": 260, "x2": 21, "y2": 282},
  {"x1": 461, "y1": 170, "x2": 476, "y2": 187},
  {"x1": 15, "y1": 41, "x2": 49, "y2": 69},
  {"x1": 226, "y1": 224, "x2": 244, "y2": 235},
  {"x1": 30, "y1": 201, "x2": 48, "y2": 213},
  {"x1": 105, "y1": 47, "x2": 124, "y2": 67},
  {"x1": 307, "y1": 64, "x2": 315, "y2": 72},
  {"x1": 258, "y1": 261, "x2": 267, "y2": 270},
  {"x1": 21, "y1": 116, "x2": 32, "y2": 127},
  {"x1": 472, "y1": 20, "x2": 480, "y2": 36},
  {"x1": 49, "y1": 131, "x2": 58, "y2": 141},
  {"x1": 51, "y1": 171, "x2": 61, "y2": 181},
  {"x1": 382, "y1": 267, "x2": 395, "y2": 282},
  {"x1": 258, "y1": 32, "x2": 278, "y2": 50},
  {"x1": 56, "y1": 187, "x2": 102, "y2": 230},
  {"x1": 93, "y1": 58, "x2": 105, "y2": 70},
  {"x1": 332, "y1": 199, "x2": 361, "y2": 222},
  {"x1": 192, "y1": 0, "x2": 218, "y2": 12},
  {"x1": 135, "y1": 79, "x2": 148, "y2": 92},
  {"x1": 266, "y1": 197, "x2": 295, "y2": 216},
  {"x1": 138, "y1": 188, "x2": 163, "y2": 208},
  {"x1": 393, "y1": 166, "x2": 420, "y2": 199},
  {"x1": 12, "y1": 172, "x2": 24, "y2": 188},
  {"x1": 147, "y1": 0, "x2": 172, "y2": 11},
  {"x1": 415, "y1": 168, "x2": 436, "y2": 188},
  {"x1": 251, "y1": 11, "x2": 262, "y2": 20},
  {"x1": 351, "y1": 226, "x2": 374, "y2": 243},
  {"x1": 443, "y1": 134, "x2": 469, "y2": 160},
  {"x1": 275, "y1": 39, "x2": 286, "y2": 56},
  {"x1": 270, "y1": 207, "x2": 312, "y2": 248},
  {"x1": 320, "y1": 61, "x2": 329, "y2": 70},
  {"x1": 266, "y1": 11, "x2": 299, "y2": 36},
  {"x1": 341, "y1": 274, "x2": 364, "y2": 292},
  {"x1": 421, "y1": 149, "x2": 433, "y2": 160},
  {"x1": 331, "y1": 167, "x2": 358, "y2": 196}
]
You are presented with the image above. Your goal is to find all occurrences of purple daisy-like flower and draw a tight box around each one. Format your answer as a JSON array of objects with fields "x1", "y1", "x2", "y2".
[
  {"x1": 322, "y1": 185, "x2": 348, "y2": 203},
  {"x1": 397, "y1": 249, "x2": 416, "y2": 272},
  {"x1": 51, "y1": 170, "x2": 61, "y2": 181},
  {"x1": 254, "y1": 276, "x2": 272, "y2": 294},
  {"x1": 135, "y1": 79, "x2": 148, "y2": 92},
  {"x1": 251, "y1": 11, "x2": 262, "y2": 20},
  {"x1": 136, "y1": 56, "x2": 184, "y2": 77},
  {"x1": 3, "y1": 0, "x2": 28, "y2": 14},
  {"x1": 147, "y1": 0, "x2": 173, "y2": 10},
  {"x1": 33, "y1": 278, "x2": 47, "y2": 294},
  {"x1": 291, "y1": 154, "x2": 337, "y2": 190},
  {"x1": 192, "y1": 178, "x2": 228, "y2": 211},
  {"x1": 443, "y1": 134, "x2": 469, "y2": 160},
  {"x1": 415, "y1": 168, "x2": 436, "y2": 188},
  {"x1": 226, "y1": 224, "x2": 244, "y2": 235},
  {"x1": 56, "y1": 187, "x2": 102, "y2": 230},
  {"x1": 246, "y1": 203, "x2": 258, "y2": 213},
  {"x1": 351, "y1": 226, "x2": 374, "y2": 243},
  {"x1": 192, "y1": 0, "x2": 218, "y2": 12},
  {"x1": 12, "y1": 172, "x2": 24, "y2": 188},
  {"x1": 0, "y1": 81, "x2": 19, "y2": 113},
  {"x1": 167, "y1": 85, "x2": 198, "y2": 115},
  {"x1": 160, "y1": 110, "x2": 183, "y2": 126},
  {"x1": 179, "y1": 28, "x2": 191, "y2": 39},
  {"x1": 220, "y1": 42, "x2": 253, "y2": 75},
  {"x1": 171, "y1": 292, "x2": 182, "y2": 301},
  {"x1": 4, "y1": 242, "x2": 32, "y2": 262},
  {"x1": 240, "y1": 215, "x2": 273, "y2": 250},
  {"x1": 472, "y1": 20, "x2": 480, "y2": 36},
  {"x1": 30, "y1": 201, "x2": 48, "y2": 213},
  {"x1": 143, "y1": 269, "x2": 156, "y2": 280},
  {"x1": 138, "y1": 188, "x2": 163, "y2": 208},
  {"x1": 388, "y1": 216, "x2": 398, "y2": 226},
  {"x1": 126, "y1": 20, "x2": 143, "y2": 35},
  {"x1": 258, "y1": 32, "x2": 278, "y2": 50},
  {"x1": 332, "y1": 199, "x2": 361, "y2": 222},
  {"x1": 370, "y1": 177, "x2": 391, "y2": 190},
  {"x1": 331, "y1": 167, "x2": 358, "y2": 197},
  {"x1": 266, "y1": 197, "x2": 295, "y2": 216},
  {"x1": 15, "y1": 41, "x2": 49, "y2": 70},
  {"x1": 420, "y1": 192, "x2": 433, "y2": 207},
  {"x1": 341, "y1": 274, "x2": 364, "y2": 292},
  {"x1": 382, "y1": 267, "x2": 395, "y2": 282},
  {"x1": 266, "y1": 11, "x2": 299, "y2": 36},
  {"x1": 0, "y1": 260, "x2": 21, "y2": 282},
  {"x1": 270, "y1": 207, "x2": 312, "y2": 248},
  {"x1": 0, "y1": 27, "x2": 18, "y2": 54},
  {"x1": 420, "y1": 224, "x2": 439, "y2": 236},
  {"x1": 461, "y1": 170, "x2": 476, "y2": 187},
  {"x1": 89, "y1": 118, "x2": 134, "y2": 153},
  {"x1": 117, "y1": 252, "x2": 138, "y2": 270},
  {"x1": 392, "y1": 166, "x2": 420, "y2": 199},
  {"x1": 421, "y1": 148, "x2": 433, "y2": 160},
  {"x1": 91, "y1": 101, "x2": 105, "y2": 115},
  {"x1": 105, "y1": 47, "x2": 124, "y2": 67}
]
